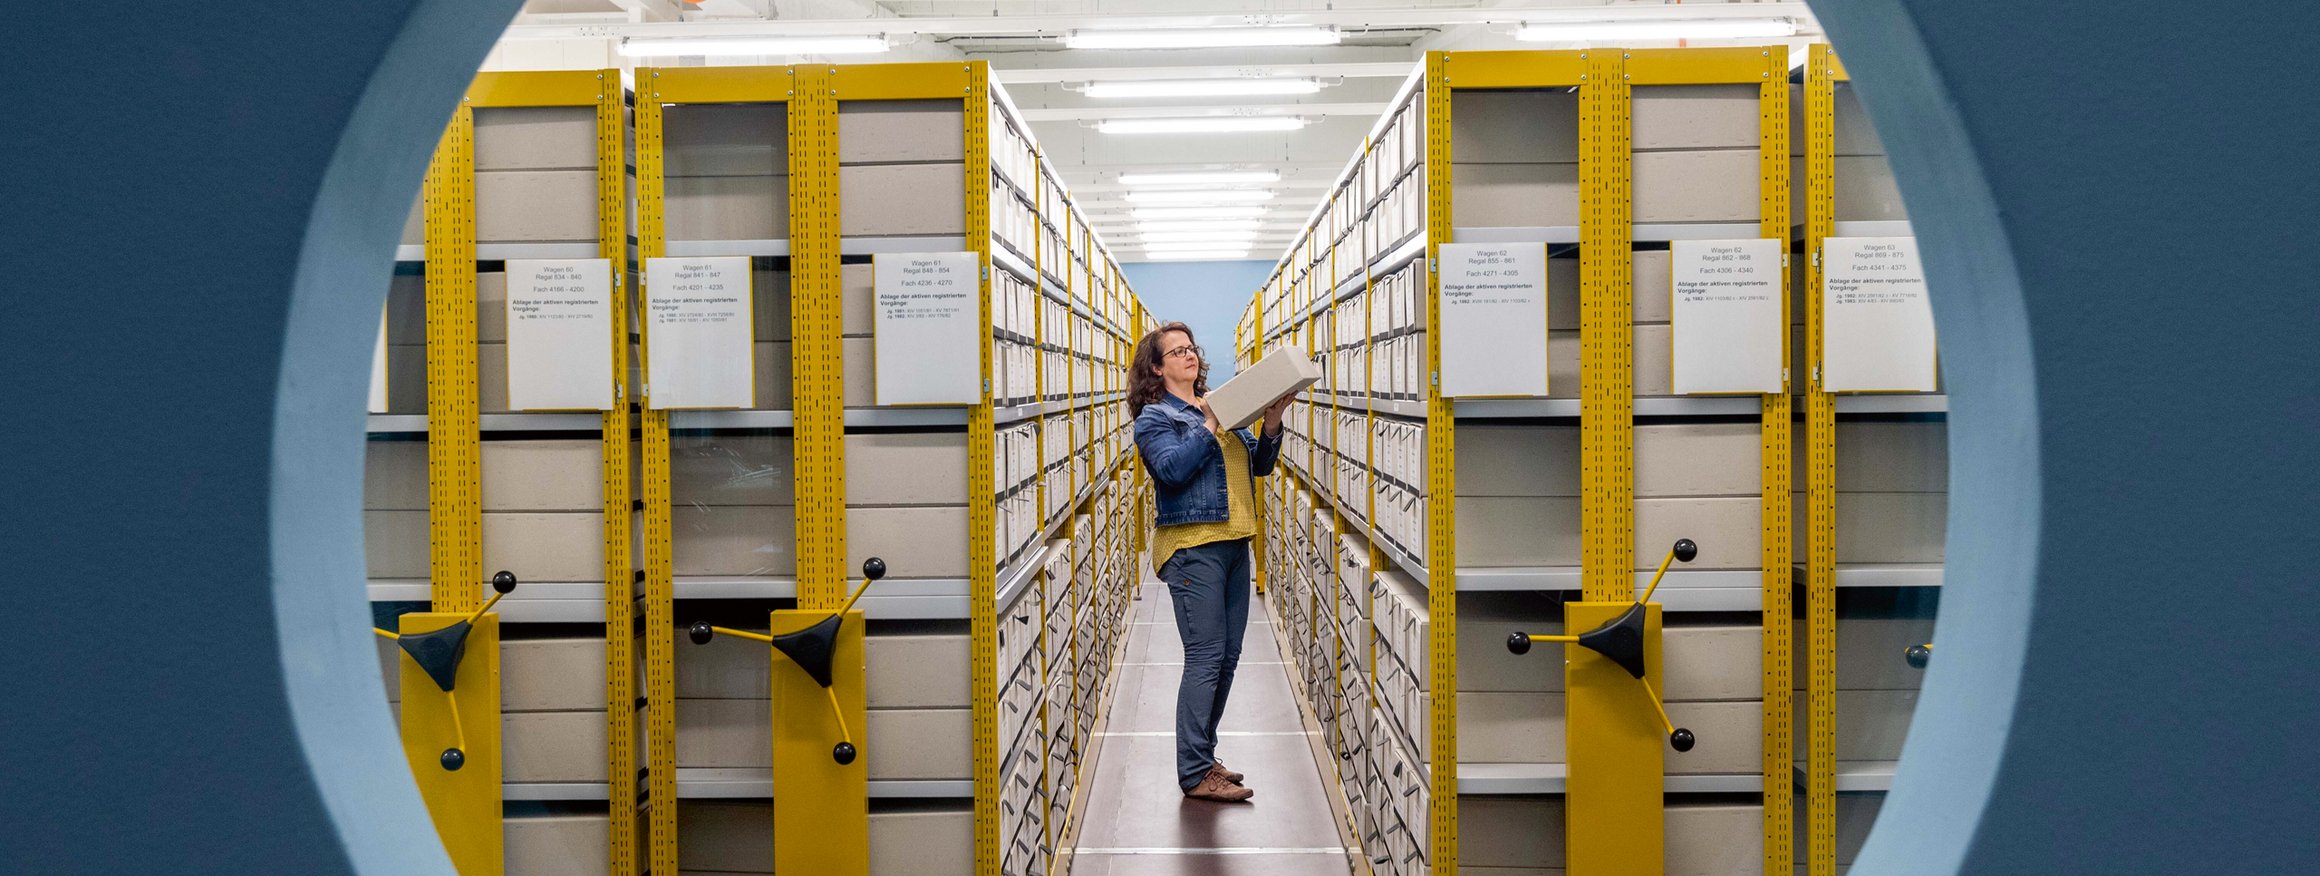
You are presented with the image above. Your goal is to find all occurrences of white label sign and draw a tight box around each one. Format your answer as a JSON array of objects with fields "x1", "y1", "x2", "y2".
[
  {"x1": 645, "y1": 256, "x2": 754, "y2": 409},
  {"x1": 369, "y1": 308, "x2": 389, "y2": 413},
  {"x1": 1823, "y1": 237, "x2": 1937, "y2": 392},
  {"x1": 1438, "y1": 242, "x2": 1549, "y2": 397},
  {"x1": 873, "y1": 252, "x2": 983, "y2": 405},
  {"x1": 504, "y1": 259, "x2": 615, "y2": 411},
  {"x1": 1670, "y1": 238, "x2": 1787, "y2": 394}
]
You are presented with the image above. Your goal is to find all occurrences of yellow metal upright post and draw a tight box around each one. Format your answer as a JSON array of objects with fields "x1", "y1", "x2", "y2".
[
  {"x1": 965, "y1": 63, "x2": 1004, "y2": 876},
  {"x1": 426, "y1": 103, "x2": 480, "y2": 615},
  {"x1": 1757, "y1": 47, "x2": 1798, "y2": 876},
  {"x1": 1803, "y1": 44, "x2": 1843, "y2": 876},
  {"x1": 1421, "y1": 51, "x2": 1460, "y2": 876},
  {"x1": 791, "y1": 67, "x2": 845, "y2": 612},
  {"x1": 1578, "y1": 50, "x2": 1634, "y2": 605},
  {"x1": 632, "y1": 67, "x2": 678, "y2": 876},
  {"x1": 590, "y1": 72, "x2": 641, "y2": 876}
]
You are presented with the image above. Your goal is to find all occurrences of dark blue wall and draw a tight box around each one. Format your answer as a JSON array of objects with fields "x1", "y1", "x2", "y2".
[
  {"x1": 3, "y1": 1, "x2": 2315, "y2": 873},
  {"x1": 1122, "y1": 259, "x2": 1279, "y2": 382}
]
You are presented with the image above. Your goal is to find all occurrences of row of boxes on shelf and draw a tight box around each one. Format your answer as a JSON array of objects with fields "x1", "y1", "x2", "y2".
[
  {"x1": 996, "y1": 417, "x2": 1127, "y2": 571},
  {"x1": 997, "y1": 473, "x2": 1141, "y2": 876},
  {"x1": 497, "y1": 800, "x2": 972, "y2": 876},
  {"x1": 364, "y1": 432, "x2": 968, "y2": 582},
  {"x1": 992, "y1": 342, "x2": 1122, "y2": 408},
  {"x1": 1263, "y1": 470, "x2": 1932, "y2": 875},
  {"x1": 1273, "y1": 415, "x2": 1948, "y2": 572}
]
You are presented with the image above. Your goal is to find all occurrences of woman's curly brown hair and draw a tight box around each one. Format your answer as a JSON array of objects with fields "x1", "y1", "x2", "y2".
[{"x1": 1128, "y1": 321, "x2": 1209, "y2": 417}]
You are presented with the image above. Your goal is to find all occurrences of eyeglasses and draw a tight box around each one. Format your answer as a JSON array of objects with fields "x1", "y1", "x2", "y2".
[{"x1": 1163, "y1": 344, "x2": 1203, "y2": 361}]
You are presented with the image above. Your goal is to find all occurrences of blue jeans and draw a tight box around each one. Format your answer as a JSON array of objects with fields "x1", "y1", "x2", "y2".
[{"x1": 1161, "y1": 538, "x2": 1253, "y2": 791}]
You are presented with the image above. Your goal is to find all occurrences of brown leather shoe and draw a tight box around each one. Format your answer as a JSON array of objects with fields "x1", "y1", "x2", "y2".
[
  {"x1": 1184, "y1": 771, "x2": 1254, "y2": 802},
  {"x1": 1210, "y1": 759, "x2": 1246, "y2": 784}
]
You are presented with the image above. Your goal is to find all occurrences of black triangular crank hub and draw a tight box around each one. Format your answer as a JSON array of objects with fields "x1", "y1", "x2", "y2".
[
  {"x1": 771, "y1": 614, "x2": 845, "y2": 689},
  {"x1": 1575, "y1": 603, "x2": 1649, "y2": 680},
  {"x1": 397, "y1": 622, "x2": 473, "y2": 693}
]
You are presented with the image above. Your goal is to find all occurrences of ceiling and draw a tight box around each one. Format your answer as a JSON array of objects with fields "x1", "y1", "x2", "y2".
[{"x1": 488, "y1": 1, "x2": 1825, "y2": 261}]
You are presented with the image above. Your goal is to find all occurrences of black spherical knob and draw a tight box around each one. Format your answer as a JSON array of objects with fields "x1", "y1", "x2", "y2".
[
  {"x1": 688, "y1": 621, "x2": 715, "y2": 645},
  {"x1": 1670, "y1": 729, "x2": 1696, "y2": 752},
  {"x1": 440, "y1": 748, "x2": 467, "y2": 771},
  {"x1": 862, "y1": 557, "x2": 887, "y2": 581},
  {"x1": 492, "y1": 571, "x2": 518, "y2": 594},
  {"x1": 1506, "y1": 632, "x2": 1532, "y2": 655},
  {"x1": 1905, "y1": 644, "x2": 1932, "y2": 669},
  {"x1": 1672, "y1": 539, "x2": 1698, "y2": 563},
  {"x1": 833, "y1": 742, "x2": 858, "y2": 765}
]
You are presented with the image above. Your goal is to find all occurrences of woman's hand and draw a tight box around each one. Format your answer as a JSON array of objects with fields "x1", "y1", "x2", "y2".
[
  {"x1": 1260, "y1": 396, "x2": 1292, "y2": 436},
  {"x1": 1188, "y1": 397, "x2": 1223, "y2": 436}
]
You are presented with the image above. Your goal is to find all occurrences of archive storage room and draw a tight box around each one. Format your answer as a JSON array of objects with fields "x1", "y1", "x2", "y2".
[{"x1": 12, "y1": 4, "x2": 2315, "y2": 876}]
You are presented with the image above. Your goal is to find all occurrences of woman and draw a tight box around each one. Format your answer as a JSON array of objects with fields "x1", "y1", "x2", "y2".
[{"x1": 1129, "y1": 321, "x2": 1290, "y2": 803}]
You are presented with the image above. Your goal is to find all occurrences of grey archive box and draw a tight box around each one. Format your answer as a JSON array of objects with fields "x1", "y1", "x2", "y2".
[
  {"x1": 1451, "y1": 495, "x2": 1763, "y2": 570},
  {"x1": 839, "y1": 164, "x2": 968, "y2": 236},
  {"x1": 1665, "y1": 802, "x2": 1768, "y2": 876},
  {"x1": 672, "y1": 503, "x2": 969, "y2": 577},
  {"x1": 363, "y1": 510, "x2": 604, "y2": 580},
  {"x1": 503, "y1": 711, "x2": 620, "y2": 783},
  {"x1": 678, "y1": 800, "x2": 973, "y2": 876},
  {"x1": 1450, "y1": 90, "x2": 1579, "y2": 163},
  {"x1": 1662, "y1": 701, "x2": 1763, "y2": 775},
  {"x1": 673, "y1": 628, "x2": 970, "y2": 709},
  {"x1": 473, "y1": 106, "x2": 599, "y2": 172},
  {"x1": 476, "y1": 170, "x2": 601, "y2": 243},
  {"x1": 1451, "y1": 163, "x2": 1581, "y2": 228},
  {"x1": 501, "y1": 637, "x2": 621, "y2": 712},
  {"x1": 1632, "y1": 150, "x2": 1762, "y2": 223},
  {"x1": 664, "y1": 103, "x2": 789, "y2": 177},
  {"x1": 750, "y1": 269, "x2": 793, "y2": 341},
  {"x1": 506, "y1": 811, "x2": 629, "y2": 876},
  {"x1": 674, "y1": 698, "x2": 970, "y2": 779},
  {"x1": 1829, "y1": 420, "x2": 1949, "y2": 492},
  {"x1": 666, "y1": 174, "x2": 791, "y2": 241},
  {"x1": 1632, "y1": 84, "x2": 1763, "y2": 151},
  {"x1": 837, "y1": 100, "x2": 965, "y2": 164}
]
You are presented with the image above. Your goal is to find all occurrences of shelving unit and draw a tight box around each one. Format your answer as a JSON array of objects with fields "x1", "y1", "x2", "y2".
[
  {"x1": 1799, "y1": 46, "x2": 1945, "y2": 876},
  {"x1": 366, "y1": 68, "x2": 644, "y2": 875},
  {"x1": 371, "y1": 62, "x2": 1153, "y2": 876},
  {"x1": 1241, "y1": 47, "x2": 1828, "y2": 876}
]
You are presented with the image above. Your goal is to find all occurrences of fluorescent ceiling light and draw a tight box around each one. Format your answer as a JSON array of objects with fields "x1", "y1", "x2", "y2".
[
  {"x1": 1134, "y1": 220, "x2": 1263, "y2": 233},
  {"x1": 1116, "y1": 171, "x2": 1281, "y2": 187},
  {"x1": 1143, "y1": 239, "x2": 1258, "y2": 251},
  {"x1": 1131, "y1": 206, "x2": 1270, "y2": 221},
  {"x1": 1139, "y1": 231, "x2": 1261, "y2": 243},
  {"x1": 618, "y1": 36, "x2": 890, "y2": 57},
  {"x1": 1098, "y1": 117, "x2": 1306, "y2": 135},
  {"x1": 1144, "y1": 250, "x2": 1258, "y2": 261},
  {"x1": 1514, "y1": 19, "x2": 1797, "y2": 42},
  {"x1": 1085, "y1": 79, "x2": 1323, "y2": 99},
  {"x1": 1125, "y1": 189, "x2": 1274, "y2": 204},
  {"x1": 1065, "y1": 27, "x2": 1340, "y2": 50}
]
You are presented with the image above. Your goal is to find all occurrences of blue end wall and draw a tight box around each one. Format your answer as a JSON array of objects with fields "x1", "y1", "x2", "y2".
[{"x1": 1121, "y1": 259, "x2": 1276, "y2": 382}]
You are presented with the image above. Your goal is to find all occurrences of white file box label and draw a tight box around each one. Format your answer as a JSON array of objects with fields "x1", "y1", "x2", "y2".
[
  {"x1": 1439, "y1": 242, "x2": 1549, "y2": 397},
  {"x1": 873, "y1": 252, "x2": 982, "y2": 405},
  {"x1": 504, "y1": 258, "x2": 615, "y2": 411},
  {"x1": 645, "y1": 256, "x2": 754, "y2": 409},
  {"x1": 1823, "y1": 237, "x2": 1937, "y2": 392},
  {"x1": 1671, "y1": 238, "x2": 1786, "y2": 394},
  {"x1": 369, "y1": 308, "x2": 389, "y2": 413}
]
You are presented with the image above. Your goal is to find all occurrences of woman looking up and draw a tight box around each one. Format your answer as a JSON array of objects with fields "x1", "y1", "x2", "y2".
[{"x1": 1127, "y1": 321, "x2": 1291, "y2": 803}]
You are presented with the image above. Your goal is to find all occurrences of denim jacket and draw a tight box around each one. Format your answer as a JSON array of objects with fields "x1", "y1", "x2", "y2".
[{"x1": 1134, "y1": 392, "x2": 1283, "y2": 526}]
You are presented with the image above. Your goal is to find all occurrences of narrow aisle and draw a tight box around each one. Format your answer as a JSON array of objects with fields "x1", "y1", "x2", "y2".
[{"x1": 1067, "y1": 558, "x2": 1357, "y2": 875}]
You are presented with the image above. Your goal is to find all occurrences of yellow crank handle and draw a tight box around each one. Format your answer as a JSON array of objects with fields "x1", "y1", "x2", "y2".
[
  {"x1": 1637, "y1": 538, "x2": 1699, "y2": 605},
  {"x1": 460, "y1": 571, "x2": 519, "y2": 626},
  {"x1": 1504, "y1": 631, "x2": 1579, "y2": 655},
  {"x1": 372, "y1": 627, "x2": 399, "y2": 641},
  {"x1": 1640, "y1": 676, "x2": 1696, "y2": 753},
  {"x1": 825, "y1": 685, "x2": 859, "y2": 766},
  {"x1": 688, "y1": 623, "x2": 775, "y2": 645}
]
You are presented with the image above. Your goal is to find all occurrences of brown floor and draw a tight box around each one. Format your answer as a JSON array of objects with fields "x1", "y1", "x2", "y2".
[{"x1": 1067, "y1": 562, "x2": 1356, "y2": 876}]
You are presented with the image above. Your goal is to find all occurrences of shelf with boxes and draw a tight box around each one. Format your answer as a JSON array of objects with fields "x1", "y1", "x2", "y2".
[
  {"x1": 1241, "y1": 46, "x2": 1947, "y2": 876},
  {"x1": 1794, "y1": 45, "x2": 1946, "y2": 876},
  {"x1": 365, "y1": 69, "x2": 648, "y2": 876},
  {"x1": 367, "y1": 62, "x2": 1153, "y2": 876}
]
